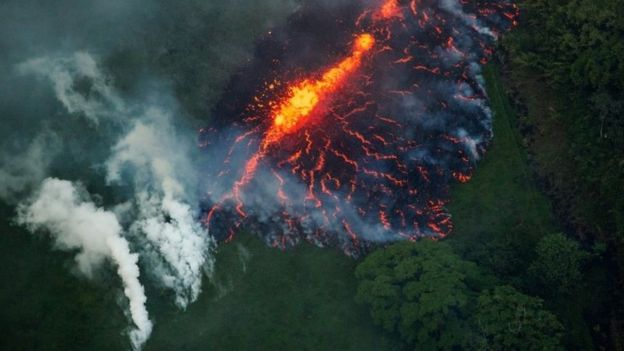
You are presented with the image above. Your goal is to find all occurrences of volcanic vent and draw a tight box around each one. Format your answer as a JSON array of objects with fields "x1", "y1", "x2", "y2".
[{"x1": 200, "y1": 0, "x2": 518, "y2": 255}]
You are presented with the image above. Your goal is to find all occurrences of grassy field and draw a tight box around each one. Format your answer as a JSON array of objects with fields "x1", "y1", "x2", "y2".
[
  {"x1": 447, "y1": 64, "x2": 558, "y2": 274},
  {"x1": 447, "y1": 64, "x2": 594, "y2": 349},
  {"x1": 144, "y1": 234, "x2": 396, "y2": 351}
]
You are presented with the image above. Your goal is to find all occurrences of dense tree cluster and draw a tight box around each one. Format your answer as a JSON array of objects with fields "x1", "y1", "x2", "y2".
[
  {"x1": 498, "y1": 1, "x2": 623, "y2": 345},
  {"x1": 505, "y1": 0, "x2": 624, "y2": 146},
  {"x1": 355, "y1": 241, "x2": 566, "y2": 350},
  {"x1": 475, "y1": 285, "x2": 563, "y2": 350},
  {"x1": 528, "y1": 233, "x2": 588, "y2": 296},
  {"x1": 503, "y1": 0, "x2": 624, "y2": 250}
]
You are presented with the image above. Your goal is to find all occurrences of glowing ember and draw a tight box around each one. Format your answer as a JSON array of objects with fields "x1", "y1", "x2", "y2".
[{"x1": 375, "y1": 0, "x2": 404, "y2": 20}]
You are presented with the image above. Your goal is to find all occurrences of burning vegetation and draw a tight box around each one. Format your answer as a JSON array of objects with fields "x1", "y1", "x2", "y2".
[{"x1": 200, "y1": 0, "x2": 518, "y2": 255}]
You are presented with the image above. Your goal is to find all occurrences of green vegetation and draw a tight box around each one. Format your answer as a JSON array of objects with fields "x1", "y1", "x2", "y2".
[
  {"x1": 450, "y1": 64, "x2": 596, "y2": 348},
  {"x1": 447, "y1": 65, "x2": 558, "y2": 281},
  {"x1": 529, "y1": 233, "x2": 589, "y2": 296},
  {"x1": 475, "y1": 285, "x2": 563, "y2": 351},
  {"x1": 0, "y1": 208, "x2": 394, "y2": 351},
  {"x1": 502, "y1": 0, "x2": 624, "y2": 256},
  {"x1": 498, "y1": 0, "x2": 623, "y2": 346},
  {"x1": 0, "y1": 205, "x2": 128, "y2": 351},
  {"x1": 355, "y1": 241, "x2": 481, "y2": 350},
  {"x1": 355, "y1": 241, "x2": 564, "y2": 350}
]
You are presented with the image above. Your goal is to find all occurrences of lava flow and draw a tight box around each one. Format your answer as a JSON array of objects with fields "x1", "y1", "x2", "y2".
[
  {"x1": 201, "y1": 0, "x2": 519, "y2": 255},
  {"x1": 263, "y1": 33, "x2": 375, "y2": 148},
  {"x1": 228, "y1": 33, "x2": 376, "y2": 217}
]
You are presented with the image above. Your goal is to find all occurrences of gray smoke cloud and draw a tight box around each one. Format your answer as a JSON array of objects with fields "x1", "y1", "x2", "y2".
[
  {"x1": 106, "y1": 108, "x2": 213, "y2": 307},
  {"x1": 17, "y1": 52, "x2": 125, "y2": 124},
  {"x1": 439, "y1": 0, "x2": 495, "y2": 37},
  {"x1": 16, "y1": 178, "x2": 152, "y2": 350},
  {"x1": 17, "y1": 52, "x2": 215, "y2": 307},
  {"x1": 6, "y1": 50, "x2": 216, "y2": 348},
  {"x1": 0, "y1": 132, "x2": 61, "y2": 202}
]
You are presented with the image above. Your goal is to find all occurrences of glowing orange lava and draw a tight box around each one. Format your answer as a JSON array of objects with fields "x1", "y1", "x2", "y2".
[
  {"x1": 375, "y1": 0, "x2": 404, "y2": 21},
  {"x1": 227, "y1": 33, "x2": 376, "y2": 216},
  {"x1": 262, "y1": 33, "x2": 375, "y2": 149}
]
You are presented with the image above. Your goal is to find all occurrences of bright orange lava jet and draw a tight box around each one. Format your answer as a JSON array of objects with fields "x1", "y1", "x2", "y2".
[
  {"x1": 229, "y1": 33, "x2": 376, "y2": 216},
  {"x1": 261, "y1": 33, "x2": 375, "y2": 149}
]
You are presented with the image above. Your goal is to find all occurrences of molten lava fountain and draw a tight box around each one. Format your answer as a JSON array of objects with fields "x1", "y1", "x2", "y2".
[{"x1": 201, "y1": 0, "x2": 518, "y2": 256}]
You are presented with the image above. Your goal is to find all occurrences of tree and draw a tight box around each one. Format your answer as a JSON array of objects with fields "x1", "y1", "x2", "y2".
[
  {"x1": 529, "y1": 233, "x2": 588, "y2": 295},
  {"x1": 355, "y1": 240, "x2": 481, "y2": 350},
  {"x1": 356, "y1": 241, "x2": 567, "y2": 350},
  {"x1": 475, "y1": 285, "x2": 564, "y2": 350}
]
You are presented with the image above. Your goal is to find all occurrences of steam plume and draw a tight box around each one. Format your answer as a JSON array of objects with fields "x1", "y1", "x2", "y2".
[
  {"x1": 12, "y1": 50, "x2": 215, "y2": 345},
  {"x1": 107, "y1": 109, "x2": 213, "y2": 307},
  {"x1": 17, "y1": 178, "x2": 152, "y2": 350}
]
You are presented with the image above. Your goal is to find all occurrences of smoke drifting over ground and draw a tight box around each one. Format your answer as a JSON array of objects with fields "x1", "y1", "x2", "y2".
[
  {"x1": 106, "y1": 109, "x2": 212, "y2": 307},
  {"x1": 201, "y1": 0, "x2": 518, "y2": 255}
]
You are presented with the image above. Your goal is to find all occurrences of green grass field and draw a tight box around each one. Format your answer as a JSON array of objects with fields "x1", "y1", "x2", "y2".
[
  {"x1": 144, "y1": 234, "x2": 397, "y2": 351},
  {"x1": 447, "y1": 64, "x2": 558, "y2": 274}
]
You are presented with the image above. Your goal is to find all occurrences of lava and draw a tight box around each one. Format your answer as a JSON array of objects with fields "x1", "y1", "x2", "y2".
[
  {"x1": 263, "y1": 33, "x2": 375, "y2": 149},
  {"x1": 375, "y1": 0, "x2": 404, "y2": 21},
  {"x1": 226, "y1": 32, "x2": 376, "y2": 217},
  {"x1": 201, "y1": 0, "x2": 519, "y2": 256}
]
